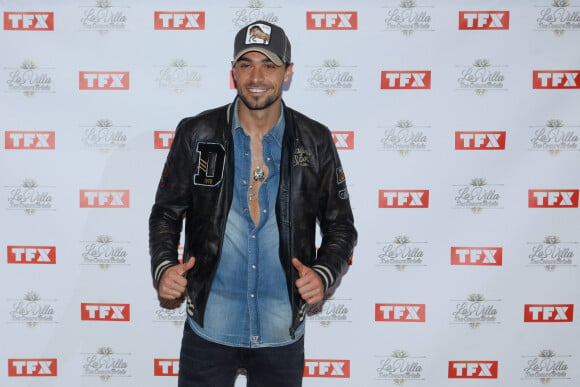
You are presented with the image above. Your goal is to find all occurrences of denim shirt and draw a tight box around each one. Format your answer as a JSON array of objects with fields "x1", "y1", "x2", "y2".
[{"x1": 189, "y1": 101, "x2": 304, "y2": 348}]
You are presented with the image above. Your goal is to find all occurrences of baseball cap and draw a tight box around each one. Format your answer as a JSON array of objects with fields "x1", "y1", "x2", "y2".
[{"x1": 233, "y1": 21, "x2": 291, "y2": 66}]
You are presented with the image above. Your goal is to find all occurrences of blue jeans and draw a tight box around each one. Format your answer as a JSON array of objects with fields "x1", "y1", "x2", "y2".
[{"x1": 178, "y1": 323, "x2": 304, "y2": 387}]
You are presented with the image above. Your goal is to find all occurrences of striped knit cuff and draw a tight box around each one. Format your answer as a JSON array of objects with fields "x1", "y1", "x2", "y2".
[
  {"x1": 154, "y1": 259, "x2": 177, "y2": 288},
  {"x1": 312, "y1": 264, "x2": 334, "y2": 292}
]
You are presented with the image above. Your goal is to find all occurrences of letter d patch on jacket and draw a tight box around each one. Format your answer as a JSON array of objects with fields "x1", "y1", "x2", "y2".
[{"x1": 194, "y1": 142, "x2": 225, "y2": 186}]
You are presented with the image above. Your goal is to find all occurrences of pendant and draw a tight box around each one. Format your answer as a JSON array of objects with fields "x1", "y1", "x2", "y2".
[{"x1": 253, "y1": 166, "x2": 265, "y2": 181}]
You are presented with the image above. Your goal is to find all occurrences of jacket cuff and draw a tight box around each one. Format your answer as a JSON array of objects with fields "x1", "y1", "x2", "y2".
[
  {"x1": 153, "y1": 259, "x2": 177, "y2": 289},
  {"x1": 312, "y1": 264, "x2": 334, "y2": 292}
]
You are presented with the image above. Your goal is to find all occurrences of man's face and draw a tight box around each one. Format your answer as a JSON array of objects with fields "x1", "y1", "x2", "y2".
[{"x1": 232, "y1": 51, "x2": 293, "y2": 111}]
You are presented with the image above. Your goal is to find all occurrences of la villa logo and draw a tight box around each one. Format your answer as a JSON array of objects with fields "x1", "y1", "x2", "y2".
[
  {"x1": 79, "y1": 71, "x2": 130, "y2": 90},
  {"x1": 306, "y1": 12, "x2": 357, "y2": 30},
  {"x1": 306, "y1": 59, "x2": 356, "y2": 95},
  {"x1": 379, "y1": 120, "x2": 431, "y2": 154},
  {"x1": 81, "y1": 119, "x2": 129, "y2": 152},
  {"x1": 522, "y1": 349, "x2": 570, "y2": 382},
  {"x1": 381, "y1": 71, "x2": 431, "y2": 89},
  {"x1": 80, "y1": 189, "x2": 130, "y2": 208},
  {"x1": 448, "y1": 361, "x2": 499, "y2": 379},
  {"x1": 375, "y1": 303, "x2": 426, "y2": 322},
  {"x1": 8, "y1": 291, "x2": 57, "y2": 326},
  {"x1": 376, "y1": 350, "x2": 424, "y2": 382},
  {"x1": 457, "y1": 58, "x2": 506, "y2": 95},
  {"x1": 154, "y1": 11, "x2": 205, "y2": 29},
  {"x1": 378, "y1": 190, "x2": 429, "y2": 208},
  {"x1": 81, "y1": 346, "x2": 131, "y2": 379},
  {"x1": 4, "y1": 60, "x2": 54, "y2": 96},
  {"x1": 450, "y1": 293, "x2": 500, "y2": 328},
  {"x1": 303, "y1": 360, "x2": 350, "y2": 378},
  {"x1": 451, "y1": 247, "x2": 503, "y2": 266},
  {"x1": 7, "y1": 246, "x2": 57, "y2": 264},
  {"x1": 377, "y1": 235, "x2": 426, "y2": 268},
  {"x1": 154, "y1": 130, "x2": 175, "y2": 149},
  {"x1": 306, "y1": 298, "x2": 352, "y2": 326},
  {"x1": 453, "y1": 177, "x2": 502, "y2": 213},
  {"x1": 81, "y1": 235, "x2": 129, "y2": 267},
  {"x1": 230, "y1": 0, "x2": 281, "y2": 29},
  {"x1": 79, "y1": 1, "x2": 128, "y2": 33},
  {"x1": 455, "y1": 131, "x2": 506, "y2": 150},
  {"x1": 528, "y1": 189, "x2": 579, "y2": 208},
  {"x1": 152, "y1": 297, "x2": 186, "y2": 324},
  {"x1": 533, "y1": 70, "x2": 580, "y2": 89},
  {"x1": 529, "y1": 119, "x2": 580, "y2": 154},
  {"x1": 458, "y1": 11, "x2": 510, "y2": 30},
  {"x1": 535, "y1": 1, "x2": 580, "y2": 36},
  {"x1": 332, "y1": 131, "x2": 354, "y2": 150},
  {"x1": 5, "y1": 131, "x2": 56, "y2": 150},
  {"x1": 81, "y1": 303, "x2": 130, "y2": 321},
  {"x1": 3, "y1": 12, "x2": 54, "y2": 30},
  {"x1": 154, "y1": 359, "x2": 179, "y2": 376},
  {"x1": 6, "y1": 178, "x2": 55, "y2": 214},
  {"x1": 527, "y1": 235, "x2": 575, "y2": 270},
  {"x1": 524, "y1": 304, "x2": 574, "y2": 322},
  {"x1": 382, "y1": 0, "x2": 433, "y2": 36},
  {"x1": 8, "y1": 359, "x2": 57, "y2": 377},
  {"x1": 157, "y1": 59, "x2": 203, "y2": 94}
]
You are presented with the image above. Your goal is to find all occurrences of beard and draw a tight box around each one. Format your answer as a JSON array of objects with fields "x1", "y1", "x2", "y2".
[{"x1": 237, "y1": 86, "x2": 281, "y2": 111}]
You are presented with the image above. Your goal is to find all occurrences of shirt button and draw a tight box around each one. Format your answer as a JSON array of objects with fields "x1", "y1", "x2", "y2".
[
  {"x1": 250, "y1": 294, "x2": 255, "y2": 298},
  {"x1": 252, "y1": 265, "x2": 256, "y2": 269},
  {"x1": 263, "y1": 209, "x2": 267, "y2": 213},
  {"x1": 251, "y1": 235, "x2": 256, "y2": 239}
]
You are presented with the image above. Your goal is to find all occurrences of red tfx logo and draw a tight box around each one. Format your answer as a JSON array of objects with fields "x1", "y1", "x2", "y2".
[
  {"x1": 533, "y1": 71, "x2": 580, "y2": 89},
  {"x1": 375, "y1": 303, "x2": 426, "y2": 322},
  {"x1": 8, "y1": 359, "x2": 57, "y2": 377},
  {"x1": 455, "y1": 131, "x2": 506, "y2": 150},
  {"x1": 459, "y1": 11, "x2": 509, "y2": 30},
  {"x1": 303, "y1": 360, "x2": 350, "y2": 378},
  {"x1": 4, "y1": 12, "x2": 54, "y2": 30},
  {"x1": 154, "y1": 131, "x2": 175, "y2": 149},
  {"x1": 80, "y1": 190, "x2": 130, "y2": 208},
  {"x1": 306, "y1": 12, "x2": 357, "y2": 30},
  {"x1": 7, "y1": 246, "x2": 56, "y2": 264},
  {"x1": 154, "y1": 12, "x2": 205, "y2": 30},
  {"x1": 79, "y1": 71, "x2": 130, "y2": 90},
  {"x1": 379, "y1": 190, "x2": 429, "y2": 208},
  {"x1": 154, "y1": 359, "x2": 179, "y2": 376},
  {"x1": 528, "y1": 190, "x2": 579, "y2": 208},
  {"x1": 448, "y1": 361, "x2": 498, "y2": 379},
  {"x1": 5, "y1": 131, "x2": 56, "y2": 149},
  {"x1": 524, "y1": 304, "x2": 574, "y2": 322},
  {"x1": 332, "y1": 131, "x2": 355, "y2": 150},
  {"x1": 381, "y1": 71, "x2": 431, "y2": 89},
  {"x1": 451, "y1": 247, "x2": 502, "y2": 266},
  {"x1": 81, "y1": 303, "x2": 130, "y2": 321}
]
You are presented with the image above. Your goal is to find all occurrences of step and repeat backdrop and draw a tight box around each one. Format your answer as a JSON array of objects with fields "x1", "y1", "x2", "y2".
[{"x1": 1, "y1": 0, "x2": 580, "y2": 386}]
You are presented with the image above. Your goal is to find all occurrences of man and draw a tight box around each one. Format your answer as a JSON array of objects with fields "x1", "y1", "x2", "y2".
[{"x1": 149, "y1": 20, "x2": 357, "y2": 387}]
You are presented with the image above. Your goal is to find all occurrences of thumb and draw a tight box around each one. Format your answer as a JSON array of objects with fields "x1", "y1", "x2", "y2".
[
  {"x1": 292, "y1": 258, "x2": 307, "y2": 277},
  {"x1": 179, "y1": 257, "x2": 195, "y2": 275}
]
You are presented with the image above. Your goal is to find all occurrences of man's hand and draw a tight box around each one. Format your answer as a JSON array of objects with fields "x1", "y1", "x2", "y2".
[
  {"x1": 158, "y1": 257, "x2": 195, "y2": 300},
  {"x1": 292, "y1": 258, "x2": 324, "y2": 305}
]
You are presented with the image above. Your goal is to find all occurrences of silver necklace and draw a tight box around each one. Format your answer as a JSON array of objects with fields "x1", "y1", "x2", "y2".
[{"x1": 253, "y1": 165, "x2": 265, "y2": 181}]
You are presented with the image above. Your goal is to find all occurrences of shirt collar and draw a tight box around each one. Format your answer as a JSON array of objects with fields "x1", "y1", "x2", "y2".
[{"x1": 232, "y1": 98, "x2": 285, "y2": 145}]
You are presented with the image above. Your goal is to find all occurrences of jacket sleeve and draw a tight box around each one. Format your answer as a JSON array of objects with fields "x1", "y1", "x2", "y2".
[
  {"x1": 149, "y1": 118, "x2": 194, "y2": 289},
  {"x1": 312, "y1": 129, "x2": 357, "y2": 292}
]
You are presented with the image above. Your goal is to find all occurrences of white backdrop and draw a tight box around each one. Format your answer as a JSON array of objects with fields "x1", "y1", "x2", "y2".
[{"x1": 1, "y1": 0, "x2": 580, "y2": 386}]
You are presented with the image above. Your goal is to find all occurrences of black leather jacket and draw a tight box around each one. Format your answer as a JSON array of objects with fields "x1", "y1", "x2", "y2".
[{"x1": 149, "y1": 99, "x2": 357, "y2": 337}]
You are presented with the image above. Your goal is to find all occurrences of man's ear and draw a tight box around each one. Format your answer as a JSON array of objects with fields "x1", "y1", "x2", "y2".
[{"x1": 284, "y1": 63, "x2": 294, "y2": 83}]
